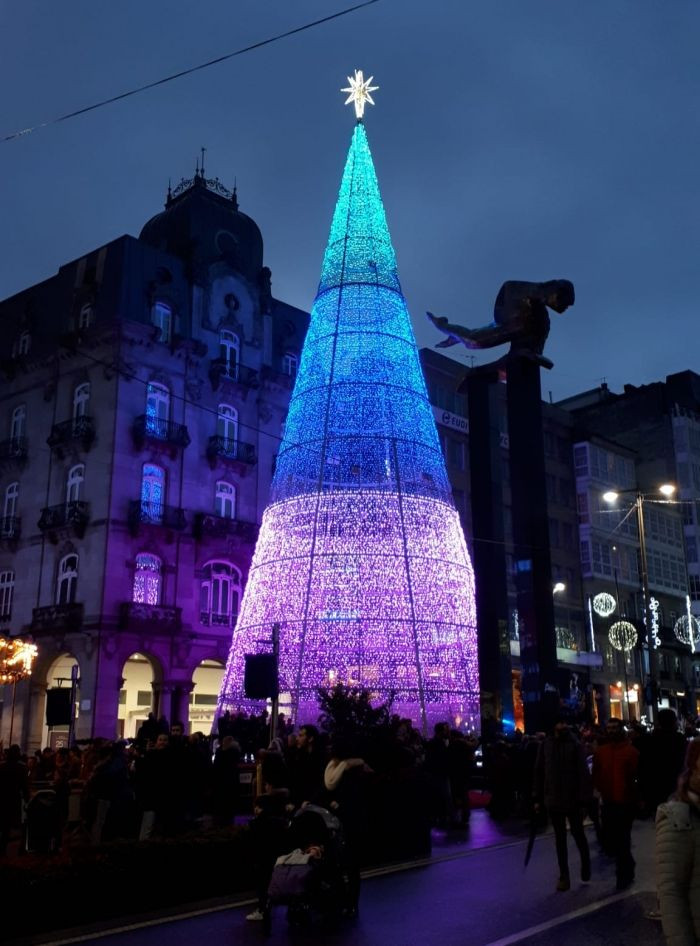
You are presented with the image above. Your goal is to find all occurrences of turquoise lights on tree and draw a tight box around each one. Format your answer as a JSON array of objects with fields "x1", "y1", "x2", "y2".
[{"x1": 218, "y1": 87, "x2": 480, "y2": 732}]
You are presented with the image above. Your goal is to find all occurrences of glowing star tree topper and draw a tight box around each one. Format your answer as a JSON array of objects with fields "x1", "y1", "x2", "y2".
[{"x1": 342, "y1": 69, "x2": 379, "y2": 120}]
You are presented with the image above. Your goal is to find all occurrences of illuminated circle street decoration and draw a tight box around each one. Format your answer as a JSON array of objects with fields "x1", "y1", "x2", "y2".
[
  {"x1": 592, "y1": 592, "x2": 616, "y2": 618},
  {"x1": 609, "y1": 620, "x2": 638, "y2": 652},
  {"x1": 217, "y1": 84, "x2": 479, "y2": 732},
  {"x1": 673, "y1": 614, "x2": 700, "y2": 647}
]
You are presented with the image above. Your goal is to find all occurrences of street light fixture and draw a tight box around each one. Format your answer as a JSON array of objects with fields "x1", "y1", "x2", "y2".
[
  {"x1": 553, "y1": 582, "x2": 566, "y2": 595},
  {"x1": 601, "y1": 483, "x2": 676, "y2": 721}
]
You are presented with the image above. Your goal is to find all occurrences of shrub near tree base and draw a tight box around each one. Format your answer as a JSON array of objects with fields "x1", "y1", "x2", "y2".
[{"x1": 2, "y1": 826, "x2": 254, "y2": 940}]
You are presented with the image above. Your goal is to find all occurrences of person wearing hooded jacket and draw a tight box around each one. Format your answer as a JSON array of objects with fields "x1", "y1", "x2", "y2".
[{"x1": 655, "y1": 738, "x2": 700, "y2": 946}]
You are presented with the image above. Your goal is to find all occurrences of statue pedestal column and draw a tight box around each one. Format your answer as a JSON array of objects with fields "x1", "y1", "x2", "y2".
[{"x1": 505, "y1": 356, "x2": 558, "y2": 734}]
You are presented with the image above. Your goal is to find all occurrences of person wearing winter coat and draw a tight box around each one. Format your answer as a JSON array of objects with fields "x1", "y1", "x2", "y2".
[
  {"x1": 593, "y1": 717, "x2": 639, "y2": 890},
  {"x1": 533, "y1": 720, "x2": 592, "y2": 891},
  {"x1": 655, "y1": 738, "x2": 700, "y2": 946}
]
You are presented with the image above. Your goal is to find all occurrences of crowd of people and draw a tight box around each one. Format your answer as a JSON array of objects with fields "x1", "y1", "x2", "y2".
[{"x1": 0, "y1": 706, "x2": 698, "y2": 936}]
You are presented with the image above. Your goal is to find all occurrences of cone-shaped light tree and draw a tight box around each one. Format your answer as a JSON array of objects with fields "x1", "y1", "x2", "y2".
[{"x1": 218, "y1": 73, "x2": 480, "y2": 731}]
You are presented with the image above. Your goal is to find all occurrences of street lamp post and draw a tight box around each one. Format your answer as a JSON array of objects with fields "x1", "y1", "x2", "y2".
[{"x1": 602, "y1": 483, "x2": 675, "y2": 723}]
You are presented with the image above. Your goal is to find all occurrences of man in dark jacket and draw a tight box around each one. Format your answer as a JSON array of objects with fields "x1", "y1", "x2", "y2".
[
  {"x1": 0, "y1": 745, "x2": 30, "y2": 855},
  {"x1": 534, "y1": 719, "x2": 592, "y2": 891},
  {"x1": 639, "y1": 708, "x2": 687, "y2": 814}
]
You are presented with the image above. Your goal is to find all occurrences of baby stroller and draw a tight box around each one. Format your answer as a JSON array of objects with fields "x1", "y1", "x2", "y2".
[{"x1": 263, "y1": 804, "x2": 349, "y2": 932}]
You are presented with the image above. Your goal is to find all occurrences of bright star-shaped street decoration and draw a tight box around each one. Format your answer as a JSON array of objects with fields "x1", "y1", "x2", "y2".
[{"x1": 341, "y1": 69, "x2": 379, "y2": 120}]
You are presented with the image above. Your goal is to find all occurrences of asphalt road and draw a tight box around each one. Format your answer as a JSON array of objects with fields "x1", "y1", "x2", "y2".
[{"x1": 22, "y1": 815, "x2": 664, "y2": 946}]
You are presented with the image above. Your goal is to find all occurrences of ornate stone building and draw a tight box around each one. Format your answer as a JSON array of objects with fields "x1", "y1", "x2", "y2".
[{"x1": 0, "y1": 170, "x2": 308, "y2": 746}]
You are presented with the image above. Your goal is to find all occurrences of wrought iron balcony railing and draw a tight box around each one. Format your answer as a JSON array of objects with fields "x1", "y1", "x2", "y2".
[
  {"x1": 192, "y1": 512, "x2": 258, "y2": 541},
  {"x1": 38, "y1": 502, "x2": 90, "y2": 539},
  {"x1": 0, "y1": 516, "x2": 21, "y2": 541},
  {"x1": 132, "y1": 415, "x2": 191, "y2": 449},
  {"x1": 200, "y1": 610, "x2": 237, "y2": 628},
  {"x1": 31, "y1": 602, "x2": 84, "y2": 633},
  {"x1": 208, "y1": 359, "x2": 259, "y2": 392},
  {"x1": 0, "y1": 437, "x2": 28, "y2": 463},
  {"x1": 47, "y1": 416, "x2": 96, "y2": 453},
  {"x1": 119, "y1": 601, "x2": 182, "y2": 632},
  {"x1": 128, "y1": 500, "x2": 186, "y2": 534},
  {"x1": 206, "y1": 436, "x2": 256, "y2": 466}
]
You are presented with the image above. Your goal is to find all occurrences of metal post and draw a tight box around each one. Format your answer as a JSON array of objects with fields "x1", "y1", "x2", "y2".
[
  {"x1": 67, "y1": 663, "x2": 79, "y2": 747},
  {"x1": 269, "y1": 623, "x2": 280, "y2": 746},
  {"x1": 8, "y1": 678, "x2": 17, "y2": 746},
  {"x1": 636, "y1": 492, "x2": 658, "y2": 720}
]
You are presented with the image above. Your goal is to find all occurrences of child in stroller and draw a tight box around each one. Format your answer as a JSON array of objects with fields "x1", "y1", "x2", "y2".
[{"x1": 264, "y1": 804, "x2": 350, "y2": 930}]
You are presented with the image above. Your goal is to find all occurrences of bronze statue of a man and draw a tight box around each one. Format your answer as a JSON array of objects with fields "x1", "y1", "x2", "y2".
[{"x1": 427, "y1": 279, "x2": 574, "y2": 370}]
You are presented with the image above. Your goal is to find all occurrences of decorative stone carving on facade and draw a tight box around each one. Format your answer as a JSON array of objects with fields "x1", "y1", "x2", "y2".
[
  {"x1": 119, "y1": 601, "x2": 182, "y2": 633},
  {"x1": 31, "y1": 602, "x2": 84, "y2": 634}
]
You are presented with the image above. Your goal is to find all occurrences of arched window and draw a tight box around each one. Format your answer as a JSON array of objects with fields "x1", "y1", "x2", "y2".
[
  {"x1": 140, "y1": 463, "x2": 165, "y2": 523},
  {"x1": 73, "y1": 383, "x2": 90, "y2": 420},
  {"x1": 219, "y1": 330, "x2": 240, "y2": 380},
  {"x1": 0, "y1": 570, "x2": 14, "y2": 620},
  {"x1": 13, "y1": 332, "x2": 31, "y2": 358},
  {"x1": 199, "y1": 561, "x2": 241, "y2": 627},
  {"x1": 132, "y1": 553, "x2": 162, "y2": 605},
  {"x1": 56, "y1": 554, "x2": 79, "y2": 605},
  {"x1": 10, "y1": 405, "x2": 26, "y2": 443},
  {"x1": 151, "y1": 302, "x2": 172, "y2": 344},
  {"x1": 145, "y1": 383, "x2": 170, "y2": 437},
  {"x1": 66, "y1": 464, "x2": 84, "y2": 504},
  {"x1": 217, "y1": 404, "x2": 238, "y2": 456},
  {"x1": 78, "y1": 303, "x2": 94, "y2": 330},
  {"x1": 282, "y1": 352, "x2": 299, "y2": 380},
  {"x1": 215, "y1": 481, "x2": 236, "y2": 519},
  {"x1": 3, "y1": 482, "x2": 18, "y2": 522}
]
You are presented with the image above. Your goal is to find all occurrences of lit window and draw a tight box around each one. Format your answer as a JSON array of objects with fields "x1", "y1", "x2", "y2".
[
  {"x1": 132, "y1": 553, "x2": 162, "y2": 605},
  {"x1": 145, "y1": 383, "x2": 170, "y2": 437},
  {"x1": 200, "y1": 561, "x2": 241, "y2": 626},
  {"x1": 73, "y1": 383, "x2": 90, "y2": 421},
  {"x1": 140, "y1": 463, "x2": 165, "y2": 523},
  {"x1": 66, "y1": 464, "x2": 84, "y2": 504},
  {"x1": 215, "y1": 481, "x2": 236, "y2": 519},
  {"x1": 56, "y1": 554, "x2": 79, "y2": 604},
  {"x1": 78, "y1": 303, "x2": 94, "y2": 330},
  {"x1": 151, "y1": 302, "x2": 172, "y2": 344},
  {"x1": 219, "y1": 330, "x2": 240, "y2": 379},
  {"x1": 10, "y1": 405, "x2": 26, "y2": 443},
  {"x1": 283, "y1": 352, "x2": 298, "y2": 380},
  {"x1": 217, "y1": 404, "x2": 238, "y2": 455},
  {"x1": 0, "y1": 570, "x2": 14, "y2": 620}
]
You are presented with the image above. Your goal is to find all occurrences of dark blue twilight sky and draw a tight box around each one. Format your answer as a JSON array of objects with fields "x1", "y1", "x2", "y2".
[{"x1": 1, "y1": 2, "x2": 698, "y2": 400}]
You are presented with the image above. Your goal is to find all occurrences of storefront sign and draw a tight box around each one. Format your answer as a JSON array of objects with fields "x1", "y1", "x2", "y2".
[{"x1": 432, "y1": 406, "x2": 468, "y2": 434}]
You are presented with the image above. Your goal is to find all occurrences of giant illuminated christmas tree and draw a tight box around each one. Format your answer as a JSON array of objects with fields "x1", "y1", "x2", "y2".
[{"x1": 218, "y1": 72, "x2": 479, "y2": 731}]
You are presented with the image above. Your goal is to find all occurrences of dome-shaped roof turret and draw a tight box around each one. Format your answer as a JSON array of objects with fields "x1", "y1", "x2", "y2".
[{"x1": 140, "y1": 171, "x2": 263, "y2": 282}]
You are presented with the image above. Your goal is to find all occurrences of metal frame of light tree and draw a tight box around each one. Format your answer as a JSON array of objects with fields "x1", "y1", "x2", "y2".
[{"x1": 217, "y1": 73, "x2": 480, "y2": 732}]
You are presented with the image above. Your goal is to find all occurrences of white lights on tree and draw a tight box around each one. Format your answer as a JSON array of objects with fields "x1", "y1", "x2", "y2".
[
  {"x1": 341, "y1": 69, "x2": 379, "y2": 119},
  {"x1": 673, "y1": 614, "x2": 700, "y2": 648},
  {"x1": 609, "y1": 620, "x2": 638, "y2": 652},
  {"x1": 592, "y1": 592, "x2": 617, "y2": 618}
]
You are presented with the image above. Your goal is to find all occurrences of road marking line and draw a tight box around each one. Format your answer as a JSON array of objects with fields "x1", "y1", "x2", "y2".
[{"x1": 479, "y1": 889, "x2": 653, "y2": 946}]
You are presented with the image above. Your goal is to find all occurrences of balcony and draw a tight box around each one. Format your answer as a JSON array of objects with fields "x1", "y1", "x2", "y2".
[
  {"x1": 193, "y1": 513, "x2": 258, "y2": 542},
  {"x1": 260, "y1": 365, "x2": 294, "y2": 390},
  {"x1": 31, "y1": 602, "x2": 84, "y2": 633},
  {"x1": 128, "y1": 500, "x2": 186, "y2": 536},
  {"x1": 0, "y1": 516, "x2": 21, "y2": 542},
  {"x1": 119, "y1": 601, "x2": 182, "y2": 633},
  {"x1": 47, "y1": 416, "x2": 95, "y2": 456},
  {"x1": 206, "y1": 436, "x2": 256, "y2": 471},
  {"x1": 0, "y1": 437, "x2": 28, "y2": 467},
  {"x1": 38, "y1": 502, "x2": 90, "y2": 541},
  {"x1": 200, "y1": 610, "x2": 237, "y2": 628},
  {"x1": 208, "y1": 360, "x2": 259, "y2": 394},
  {"x1": 132, "y1": 415, "x2": 191, "y2": 451}
]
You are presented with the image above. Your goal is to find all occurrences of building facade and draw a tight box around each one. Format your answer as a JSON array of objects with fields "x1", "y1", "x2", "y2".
[{"x1": 0, "y1": 171, "x2": 308, "y2": 747}]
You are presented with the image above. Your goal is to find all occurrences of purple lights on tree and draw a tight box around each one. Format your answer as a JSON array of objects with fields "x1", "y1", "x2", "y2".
[{"x1": 218, "y1": 104, "x2": 480, "y2": 732}]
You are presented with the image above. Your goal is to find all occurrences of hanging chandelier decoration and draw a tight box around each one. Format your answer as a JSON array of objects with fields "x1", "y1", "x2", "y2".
[
  {"x1": 609, "y1": 620, "x2": 638, "y2": 652},
  {"x1": 673, "y1": 614, "x2": 700, "y2": 648},
  {"x1": 592, "y1": 592, "x2": 617, "y2": 618},
  {"x1": 0, "y1": 636, "x2": 38, "y2": 684}
]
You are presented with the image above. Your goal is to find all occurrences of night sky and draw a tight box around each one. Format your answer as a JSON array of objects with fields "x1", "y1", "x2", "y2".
[{"x1": 1, "y1": 1, "x2": 698, "y2": 400}]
